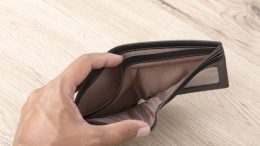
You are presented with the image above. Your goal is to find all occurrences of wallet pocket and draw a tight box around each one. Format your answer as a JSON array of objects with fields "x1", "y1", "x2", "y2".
[{"x1": 75, "y1": 40, "x2": 229, "y2": 129}]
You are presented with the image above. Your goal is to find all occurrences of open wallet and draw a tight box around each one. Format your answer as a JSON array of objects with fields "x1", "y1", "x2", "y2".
[{"x1": 75, "y1": 40, "x2": 229, "y2": 130}]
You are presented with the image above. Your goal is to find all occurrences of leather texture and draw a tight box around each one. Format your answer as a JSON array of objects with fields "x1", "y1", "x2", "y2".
[{"x1": 75, "y1": 40, "x2": 229, "y2": 129}]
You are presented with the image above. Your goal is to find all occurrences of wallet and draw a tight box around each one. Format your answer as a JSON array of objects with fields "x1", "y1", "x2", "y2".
[{"x1": 75, "y1": 40, "x2": 229, "y2": 129}]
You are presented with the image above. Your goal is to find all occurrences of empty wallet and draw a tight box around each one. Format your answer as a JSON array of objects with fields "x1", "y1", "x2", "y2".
[{"x1": 75, "y1": 40, "x2": 229, "y2": 130}]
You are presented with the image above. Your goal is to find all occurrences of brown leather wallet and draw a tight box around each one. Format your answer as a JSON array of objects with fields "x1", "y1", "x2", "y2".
[{"x1": 75, "y1": 40, "x2": 229, "y2": 129}]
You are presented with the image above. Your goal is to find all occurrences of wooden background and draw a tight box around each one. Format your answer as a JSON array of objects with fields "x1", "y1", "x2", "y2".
[{"x1": 0, "y1": 0, "x2": 259, "y2": 145}]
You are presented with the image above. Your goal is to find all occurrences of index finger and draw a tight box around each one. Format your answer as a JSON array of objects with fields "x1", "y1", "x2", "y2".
[{"x1": 55, "y1": 53, "x2": 123, "y2": 96}]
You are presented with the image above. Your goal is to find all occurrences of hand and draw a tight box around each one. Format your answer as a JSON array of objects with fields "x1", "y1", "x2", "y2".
[{"x1": 13, "y1": 53, "x2": 150, "y2": 146}]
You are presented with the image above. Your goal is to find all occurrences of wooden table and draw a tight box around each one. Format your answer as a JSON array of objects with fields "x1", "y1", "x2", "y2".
[{"x1": 1, "y1": 0, "x2": 259, "y2": 145}]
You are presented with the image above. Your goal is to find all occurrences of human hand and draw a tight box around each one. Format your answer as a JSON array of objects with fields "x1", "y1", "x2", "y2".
[{"x1": 13, "y1": 53, "x2": 150, "y2": 146}]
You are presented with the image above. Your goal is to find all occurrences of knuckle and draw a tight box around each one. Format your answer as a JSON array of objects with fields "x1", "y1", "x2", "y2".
[
  {"x1": 78, "y1": 54, "x2": 89, "y2": 60},
  {"x1": 27, "y1": 87, "x2": 45, "y2": 103},
  {"x1": 29, "y1": 88, "x2": 42, "y2": 98},
  {"x1": 79, "y1": 53, "x2": 102, "y2": 61},
  {"x1": 79, "y1": 54, "x2": 93, "y2": 60}
]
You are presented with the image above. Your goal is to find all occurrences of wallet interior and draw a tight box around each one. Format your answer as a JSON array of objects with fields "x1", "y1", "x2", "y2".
[{"x1": 76, "y1": 44, "x2": 223, "y2": 127}]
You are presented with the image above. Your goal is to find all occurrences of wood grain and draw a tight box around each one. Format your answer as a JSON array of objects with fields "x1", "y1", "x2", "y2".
[{"x1": 0, "y1": 0, "x2": 259, "y2": 145}]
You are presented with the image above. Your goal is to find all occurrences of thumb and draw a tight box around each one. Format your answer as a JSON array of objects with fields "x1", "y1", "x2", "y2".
[{"x1": 97, "y1": 120, "x2": 150, "y2": 145}]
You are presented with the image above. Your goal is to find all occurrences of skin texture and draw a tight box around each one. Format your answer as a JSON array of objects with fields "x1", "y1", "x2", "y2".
[{"x1": 13, "y1": 53, "x2": 150, "y2": 146}]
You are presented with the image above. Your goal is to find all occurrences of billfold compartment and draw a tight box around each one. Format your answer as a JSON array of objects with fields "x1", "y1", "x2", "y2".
[{"x1": 75, "y1": 40, "x2": 229, "y2": 129}]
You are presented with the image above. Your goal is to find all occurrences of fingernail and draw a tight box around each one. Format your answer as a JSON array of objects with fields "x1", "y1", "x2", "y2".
[{"x1": 136, "y1": 126, "x2": 150, "y2": 137}]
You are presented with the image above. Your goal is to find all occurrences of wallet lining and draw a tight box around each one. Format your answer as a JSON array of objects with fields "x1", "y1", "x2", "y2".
[
  {"x1": 82, "y1": 55, "x2": 218, "y2": 126},
  {"x1": 75, "y1": 40, "x2": 228, "y2": 129},
  {"x1": 86, "y1": 56, "x2": 212, "y2": 126},
  {"x1": 78, "y1": 48, "x2": 214, "y2": 117}
]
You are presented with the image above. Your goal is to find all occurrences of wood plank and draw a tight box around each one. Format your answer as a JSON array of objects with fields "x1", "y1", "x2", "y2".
[{"x1": 0, "y1": 0, "x2": 259, "y2": 145}]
